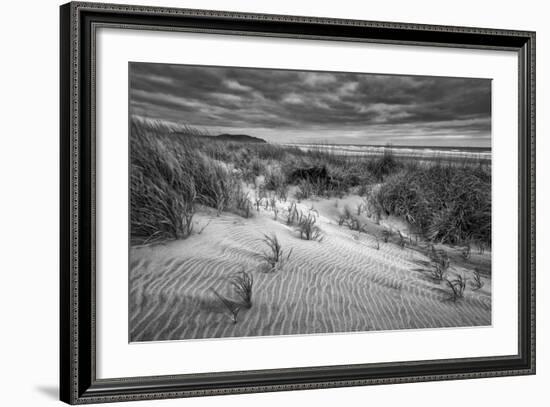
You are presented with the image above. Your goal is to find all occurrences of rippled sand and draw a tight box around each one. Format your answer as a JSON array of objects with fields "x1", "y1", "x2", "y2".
[{"x1": 129, "y1": 196, "x2": 491, "y2": 342}]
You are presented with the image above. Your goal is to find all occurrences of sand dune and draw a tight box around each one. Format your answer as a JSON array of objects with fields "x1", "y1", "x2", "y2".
[{"x1": 129, "y1": 196, "x2": 491, "y2": 342}]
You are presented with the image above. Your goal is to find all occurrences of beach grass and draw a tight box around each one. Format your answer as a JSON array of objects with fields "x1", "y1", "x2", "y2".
[{"x1": 130, "y1": 118, "x2": 491, "y2": 248}]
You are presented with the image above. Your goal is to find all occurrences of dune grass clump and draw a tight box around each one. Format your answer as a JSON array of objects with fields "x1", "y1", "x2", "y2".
[
  {"x1": 346, "y1": 216, "x2": 363, "y2": 232},
  {"x1": 354, "y1": 186, "x2": 384, "y2": 224},
  {"x1": 267, "y1": 196, "x2": 276, "y2": 210},
  {"x1": 130, "y1": 120, "x2": 241, "y2": 242},
  {"x1": 428, "y1": 245, "x2": 450, "y2": 282},
  {"x1": 381, "y1": 228, "x2": 393, "y2": 243},
  {"x1": 196, "y1": 219, "x2": 211, "y2": 234},
  {"x1": 476, "y1": 241, "x2": 488, "y2": 255},
  {"x1": 259, "y1": 233, "x2": 293, "y2": 272},
  {"x1": 445, "y1": 274, "x2": 467, "y2": 302},
  {"x1": 366, "y1": 147, "x2": 400, "y2": 180},
  {"x1": 131, "y1": 169, "x2": 197, "y2": 243},
  {"x1": 297, "y1": 212, "x2": 323, "y2": 241},
  {"x1": 461, "y1": 243, "x2": 472, "y2": 261},
  {"x1": 337, "y1": 206, "x2": 365, "y2": 233},
  {"x1": 264, "y1": 167, "x2": 287, "y2": 191},
  {"x1": 181, "y1": 204, "x2": 195, "y2": 238},
  {"x1": 211, "y1": 289, "x2": 242, "y2": 324},
  {"x1": 276, "y1": 185, "x2": 289, "y2": 202},
  {"x1": 471, "y1": 269, "x2": 484, "y2": 291},
  {"x1": 286, "y1": 202, "x2": 299, "y2": 225},
  {"x1": 229, "y1": 270, "x2": 254, "y2": 309},
  {"x1": 130, "y1": 124, "x2": 199, "y2": 242},
  {"x1": 337, "y1": 206, "x2": 353, "y2": 226},
  {"x1": 239, "y1": 157, "x2": 266, "y2": 182},
  {"x1": 375, "y1": 163, "x2": 491, "y2": 245},
  {"x1": 295, "y1": 179, "x2": 315, "y2": 200},
  {"x1": 131, "y1": 120, "x2": 267, "y2": 237},
  {"x1": 254, "y1": 196, "x2": 263, "y2": 212},
  {"x1": 267, "y1": 195, "x2": 279, "y2": 219},
  {"x1": 431, "y1": 261, "x2": 446, "y2": 282},
  {"x1": 211, "y1": 269, "x2": 254, "y2": 323},
  {"x1": 373, "y1": 235, "x2": 380, "y2": 250},
  {"x1": 234, "y1": 187, "x2": 253, "y2": 218}
]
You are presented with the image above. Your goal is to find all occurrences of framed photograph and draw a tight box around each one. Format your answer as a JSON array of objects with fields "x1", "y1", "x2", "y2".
[{"x1": 60, "y1": 1, "x2": 536, "y2": 404}]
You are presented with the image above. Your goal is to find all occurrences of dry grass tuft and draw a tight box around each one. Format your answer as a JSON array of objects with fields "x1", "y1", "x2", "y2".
[
  {"x1": 211, "y1": 269, "x2": 254, "y2": 323},
  {"x1": 470, "y1": 268, "x2": 484, "y2": 291},
  {"x1": 234, "y1": 187, "x2": 253, "y2": 218},
  {"x1": 229, "y1": 270, "x2": 254, "y2": 309},
  {"x1": 461, "y1": 243, "x2": 471, "y2": 260},
  {"x1": 259, "y1": 233, "x2": 293, "y2": 272},
  {"x1": 286, "y1": 202, "x2": 299, "y2": 225},
  {"x1": 211, "y1": 289, "x2": 242, "y2": 324},
  {"x1": 428, "y1": 244, "x2": 450, "y2": 282},
  {"x1": 445, "y1": 274, "x2": 467, "y2": 302},
  {"x1": 338, "y1": 206, "x2": 366, "y2": 233},
  {"x1": 297, "y1": 212, "x2": 323, "y2": 241}
]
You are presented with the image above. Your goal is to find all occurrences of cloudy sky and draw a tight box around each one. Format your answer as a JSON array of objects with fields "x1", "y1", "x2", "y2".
[{"x1": 129, "y1": 62, "x2": 491, "y2": 147}]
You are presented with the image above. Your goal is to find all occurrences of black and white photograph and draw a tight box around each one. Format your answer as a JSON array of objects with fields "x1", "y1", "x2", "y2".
[
  {"x1": 2, "y1": 0, "x2": 543, "y2": 404},
  {"x1": 129, "y1": 63, "x2": 492, "y2": 342}
]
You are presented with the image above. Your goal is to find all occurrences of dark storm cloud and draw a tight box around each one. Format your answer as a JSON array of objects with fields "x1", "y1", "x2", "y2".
[{"x1": 129, "y1": 63, "x2": 491, "y2": 147}]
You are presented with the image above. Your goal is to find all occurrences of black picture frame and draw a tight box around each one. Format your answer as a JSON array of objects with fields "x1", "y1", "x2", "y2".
[{"x1": 60, "y1": 2, "x2": 536, "y2": 404}]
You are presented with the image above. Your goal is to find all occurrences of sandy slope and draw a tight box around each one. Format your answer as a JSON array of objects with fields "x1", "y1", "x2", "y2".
[{"x1": 129, "y1": 196, "x2": 491, "y2": 342}]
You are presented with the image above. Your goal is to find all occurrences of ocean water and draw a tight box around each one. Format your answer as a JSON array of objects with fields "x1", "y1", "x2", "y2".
[{"x1": 283, "y1": 143, "x2": 491, "y2": 162}]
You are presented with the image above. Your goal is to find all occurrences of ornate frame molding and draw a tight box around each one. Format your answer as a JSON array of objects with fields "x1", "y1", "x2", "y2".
[{"x1": 60, "y1": 2, "x2": 535, "y2": 404}]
